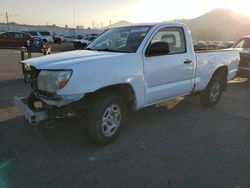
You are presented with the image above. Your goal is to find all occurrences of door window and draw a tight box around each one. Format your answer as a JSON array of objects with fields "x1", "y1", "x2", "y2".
[
  {"x1": 28, "y1": 31, "x2": 38, "y2": 36},
  {"x1": 1, "y1": 32, "x2": 13, "y2": 39},
  {"x1": 39, "y1": 31, "x2": 51, "y2": 36},
  {"x1": 148, "y1": 27, "x2": 186, "y2": 55},
  {"x1": 14, "y1": 33, "x2": 24, "y2": 39}
]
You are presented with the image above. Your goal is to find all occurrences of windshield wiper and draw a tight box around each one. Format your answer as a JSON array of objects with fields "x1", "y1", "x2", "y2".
[
  {"x1": 96, "y1": 48, "x2": 115, "y2": 52},
  {"x1": 86, "y1": 47, "x2": 130, "y2": 53},
  {"x1": 85, "y1": 47, "x2": 113, "y2": 52},
  {"x1": 94, "y1": 48, "x2": 129, "y2": 53}
]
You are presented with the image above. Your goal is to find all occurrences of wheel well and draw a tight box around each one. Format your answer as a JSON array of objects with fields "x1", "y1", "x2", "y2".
[
  {"x1": 86, "y1": 84, "x2": 137, "y2": 111},
  {"x1": 212, "y1": 66, "x2": 228, "y2": 91}
]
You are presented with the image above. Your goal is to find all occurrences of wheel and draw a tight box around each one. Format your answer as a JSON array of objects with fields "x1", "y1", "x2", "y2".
[
  {"x1": 199, "y1": 76, "x2": 223, "y2": 107},
  {"x1": 85, "y1": 92, "x2": 126, "y2": 145}
]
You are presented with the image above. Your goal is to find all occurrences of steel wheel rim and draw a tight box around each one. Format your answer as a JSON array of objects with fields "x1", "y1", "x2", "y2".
[
  {"x1": 102, "y1": 104, "x2": 121, "y2": 137},
  {"x1": 210, "y1": 82, "x2": 221, "y2": 102}
]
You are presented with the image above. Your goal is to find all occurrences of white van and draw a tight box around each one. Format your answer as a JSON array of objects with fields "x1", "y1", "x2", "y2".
[{"x1": 20, "y1": 30, "x2": 53, "y2": 43}]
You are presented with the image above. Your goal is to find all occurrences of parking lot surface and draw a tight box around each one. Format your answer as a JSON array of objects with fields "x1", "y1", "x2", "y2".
[{"x1": 0, "y1": 49, "x2": 250, "y2": 188}]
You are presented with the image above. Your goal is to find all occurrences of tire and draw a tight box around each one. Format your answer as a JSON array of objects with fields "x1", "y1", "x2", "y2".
[
  {"x1": 85, "y1": 92, "x2": 127, "y2": 145},
  {"x1": 199, "y1": 76, "x2": 223, "y2": 107}
]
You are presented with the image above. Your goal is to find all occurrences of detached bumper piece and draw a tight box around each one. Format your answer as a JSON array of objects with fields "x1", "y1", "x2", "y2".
[{"x1": 14, "y1": 96, "x2": 48, "y2": 125}]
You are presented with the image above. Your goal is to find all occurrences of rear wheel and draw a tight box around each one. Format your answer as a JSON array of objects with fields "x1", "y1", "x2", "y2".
[
  {"x1": 199, "y1": 76, "x2": 223, "y2": 107},
  {"x1": 85, "y1": 92, "x2": 126, "y2": 145}
]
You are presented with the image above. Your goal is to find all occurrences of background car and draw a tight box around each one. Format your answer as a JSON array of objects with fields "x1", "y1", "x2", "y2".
[
  {"x1": 61, "y1": 35, "x2": 77, "y2": 43},
  {"x1": 233, "y1": 36, "x2": 250, "y2": 78},
  {"x1": 74, "y1": 36, "x2": 97, "y2": 49},
  {"x1": 76, "y1": 35, "x2": 84, "y2": 39},
  {"x1": 0, "y1": 31, "x2": 32, "y2": 48},
  {"x1": 20, "y1": 30, "x2": 53, "y2": 43}
]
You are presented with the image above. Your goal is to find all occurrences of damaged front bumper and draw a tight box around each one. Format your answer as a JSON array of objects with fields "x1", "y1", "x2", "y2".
[
  {"x1": 14, "y1": 96, "x2": 48, "y2": 125},
  {"x1": 14, "y1": 93, "x2": 87, "y2": 125}
]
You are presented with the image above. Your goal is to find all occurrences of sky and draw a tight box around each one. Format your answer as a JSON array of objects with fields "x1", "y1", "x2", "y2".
[{"x1": 0, "y1": 0, "x2": 250, "y2": 28}]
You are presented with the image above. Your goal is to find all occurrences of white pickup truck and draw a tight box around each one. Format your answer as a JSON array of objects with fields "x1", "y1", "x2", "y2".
[{"x1": 15, "y1": 22, "x2": 239, "y2": 144}]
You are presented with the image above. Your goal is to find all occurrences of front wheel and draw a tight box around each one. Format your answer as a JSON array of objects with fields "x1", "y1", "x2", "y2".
[
  {"x1": 199, "y1": 76, "x2": 223, "y2": 107},
  {"x1": 85, "y1": 93, "x2": 126, "y2": 145}
]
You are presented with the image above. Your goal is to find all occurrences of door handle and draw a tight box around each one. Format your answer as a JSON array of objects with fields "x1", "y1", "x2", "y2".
[{"x1": 184, "y1": 59, "x2": 192, "y2": 64}]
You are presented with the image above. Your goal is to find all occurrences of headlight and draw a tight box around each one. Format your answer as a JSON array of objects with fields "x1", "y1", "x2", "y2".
[{"x1": 37, "y1": 70, "x2": 72, "y2": 93}]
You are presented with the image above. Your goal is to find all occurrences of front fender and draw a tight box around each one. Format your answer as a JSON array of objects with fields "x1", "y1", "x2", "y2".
[{"x1": 56, "y1": 54, "x2": 145, "y2": 109}]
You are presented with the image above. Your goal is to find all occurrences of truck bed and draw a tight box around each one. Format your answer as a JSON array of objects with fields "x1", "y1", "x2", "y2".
[{"x1": 194, "y1": 49, "x2": 239, "y2": 92}]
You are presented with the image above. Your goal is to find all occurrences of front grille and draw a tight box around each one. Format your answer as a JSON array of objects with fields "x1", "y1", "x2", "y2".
[{"x1": 239, "y1": 56, "x2": 250, "y2": 68}]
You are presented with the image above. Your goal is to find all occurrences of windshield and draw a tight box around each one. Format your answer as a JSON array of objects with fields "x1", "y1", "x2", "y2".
[{"x1": 87, "y1": 26, "x2": 151, "y2": 53}]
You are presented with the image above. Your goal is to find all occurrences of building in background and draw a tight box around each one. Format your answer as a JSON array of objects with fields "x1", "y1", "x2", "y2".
[{"x1": 0, "y1": 22, "x2": 103, "y2": 37}]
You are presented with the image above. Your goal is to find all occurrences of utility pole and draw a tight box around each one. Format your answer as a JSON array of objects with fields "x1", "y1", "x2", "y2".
[
  {"x1": 73, "y1": 6, "x2": 76, "y2": 35},
  {"x1": 5, "y1": 12, "x2": 9, "y2": 30},
  {"x1": 1, "y1": 12, "x2": 18, "y2": 31}
]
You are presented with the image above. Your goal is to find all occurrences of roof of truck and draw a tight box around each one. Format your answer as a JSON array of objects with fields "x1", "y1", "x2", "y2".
[{"x1": 114, "y1": 22, "x2": 186, "y2": 29}]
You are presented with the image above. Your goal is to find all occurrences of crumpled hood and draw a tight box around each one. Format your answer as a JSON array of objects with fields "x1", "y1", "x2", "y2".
[{"x1": 22, "y1": 50, "x2": 126, "y2": 69}]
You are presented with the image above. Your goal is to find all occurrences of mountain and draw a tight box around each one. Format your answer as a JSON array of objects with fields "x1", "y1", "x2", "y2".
[
  {"x1": 177, "y1": 9, "x2": 250, "y2": 41},
  {"x1": 107, "y1": 9, "x2": 250, "y2": 41},
  {"x1": 102, "y1": 20, "x2": 133, "y2": 29}
]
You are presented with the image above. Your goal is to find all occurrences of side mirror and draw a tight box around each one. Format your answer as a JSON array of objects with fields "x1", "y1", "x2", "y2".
[{"x1": 146, "y1": 42, "x2": 170, "y2": 57}]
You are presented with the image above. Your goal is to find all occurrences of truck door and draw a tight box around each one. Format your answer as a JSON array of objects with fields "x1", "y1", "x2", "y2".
[{"x1": 143, "y1": 26, "x2": 195, "y2": 105}]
